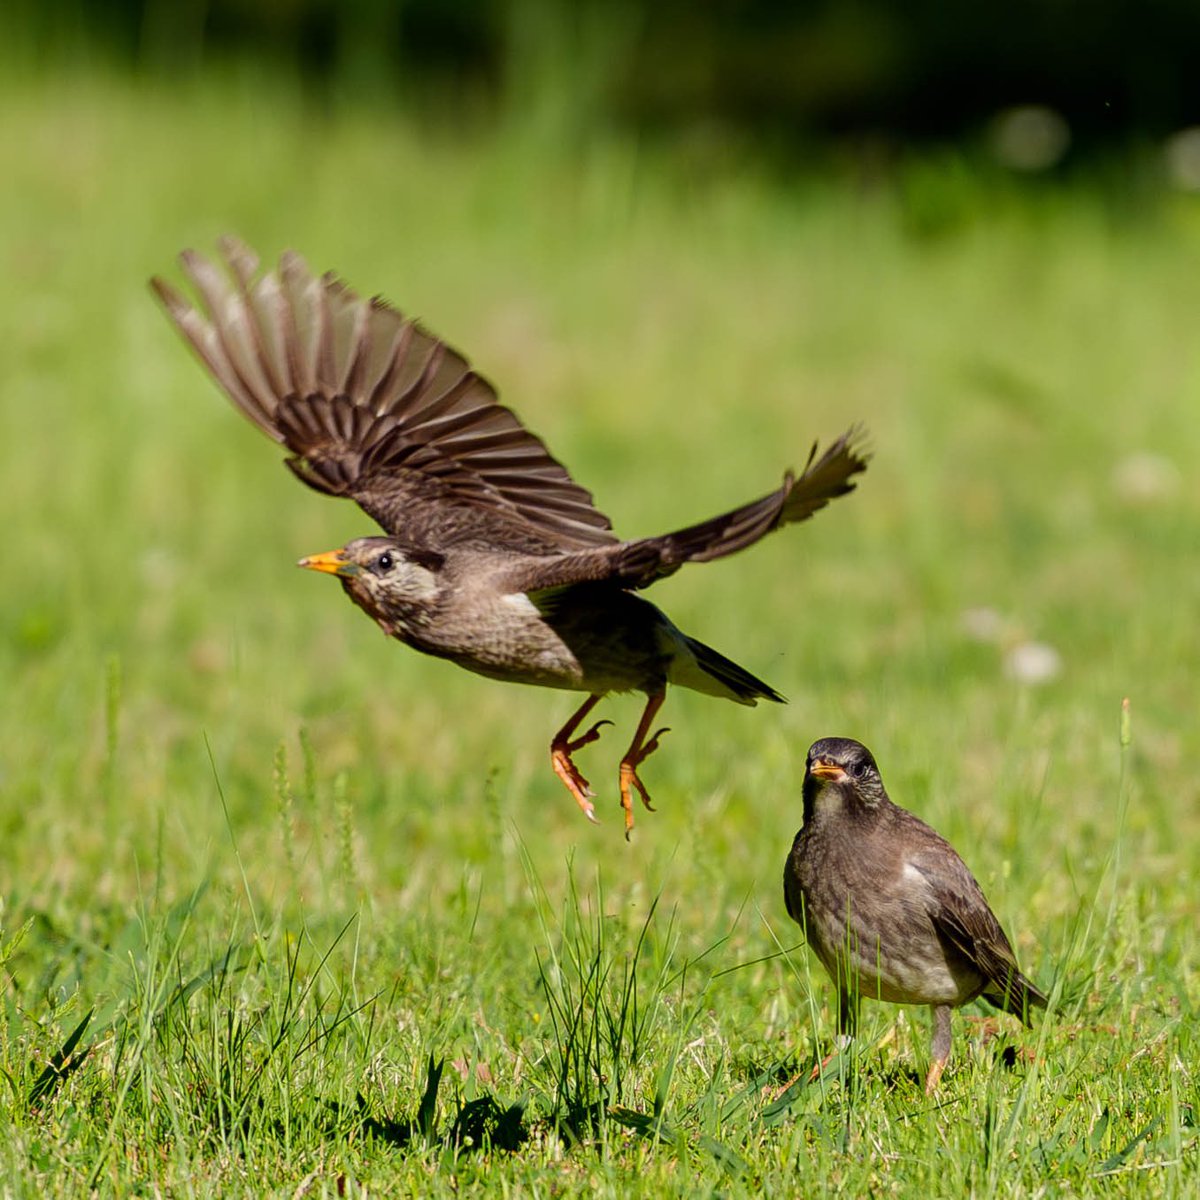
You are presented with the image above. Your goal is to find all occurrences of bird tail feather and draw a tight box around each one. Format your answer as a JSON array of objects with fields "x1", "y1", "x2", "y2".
[
  {"x1": 983, "y1": 970, "x2": 1049, "y2": 1026},
  {"x1": 673, "y1": 635, "x2": 785, "y2": 706}
]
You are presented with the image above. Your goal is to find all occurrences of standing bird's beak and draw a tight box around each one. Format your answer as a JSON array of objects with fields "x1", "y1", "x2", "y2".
[
  {"x1": 809, "y1": 758, "x2": 848, "y2": 781},
  {"x1": 298, "y1": 548, "x2": 357, "y2": 577}
]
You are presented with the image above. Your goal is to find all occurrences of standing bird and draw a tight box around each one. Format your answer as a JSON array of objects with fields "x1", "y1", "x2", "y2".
[
  {"x1": 784, "y1": 737, "x2": 1047, "y2": 1093},
  {"x1": 152, "y1": 239, "x2": 869, "y2": 835}
]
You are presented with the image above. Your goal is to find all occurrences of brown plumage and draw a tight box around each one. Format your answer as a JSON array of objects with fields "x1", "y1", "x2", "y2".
[
  {"x1": 152, "y1": 238, "x2": 869, "y2": 834},
  {"x1": 784, "y1": 737, "x2": 1047, "y2": 1093}
]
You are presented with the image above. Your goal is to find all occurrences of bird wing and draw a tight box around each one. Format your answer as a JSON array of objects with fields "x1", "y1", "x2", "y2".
[
  {"x1": 151, "y1": 237, "x2": 617, "y2": 552},
  {"x1": 907, "y1": 840, "x2": 1047, "y2": 1022},
  {"x1": 494, "y1": 428, "x2": 868, "y2": 593}
]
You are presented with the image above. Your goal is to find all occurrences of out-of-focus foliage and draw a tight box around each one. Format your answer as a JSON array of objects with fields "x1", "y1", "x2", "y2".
[{"x1": 4, "y1": 0, "x2": 1199, "y2": 152}]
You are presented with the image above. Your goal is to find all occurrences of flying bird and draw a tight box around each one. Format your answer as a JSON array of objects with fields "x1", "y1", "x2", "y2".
[
  {"x1": 153, "y1": 239, "x2": 869, "y2": 835},
  {"x1": 784, "y1": 737, "x2": 1048, "y2": 1092}
]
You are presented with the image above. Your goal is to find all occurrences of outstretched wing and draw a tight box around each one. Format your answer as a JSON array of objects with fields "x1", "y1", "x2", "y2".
[
  {"x1": 496, "y1": 427, "x2": 869, "y2": 593},
  {"x1": 152, "y1": 237, "x2": 617, "y2": 552}
]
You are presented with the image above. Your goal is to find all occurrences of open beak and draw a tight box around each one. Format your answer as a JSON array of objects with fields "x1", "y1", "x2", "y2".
[
  {"x1": 808, "y1": 758, "x2": 847, "y2": 782},
  {"x1": 297, "y1": 548, "x2": 356, "y2": 577}
]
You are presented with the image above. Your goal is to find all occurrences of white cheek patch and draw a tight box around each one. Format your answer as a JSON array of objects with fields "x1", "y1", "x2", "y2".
[
  {"x1": 418, "y1": 567, "x2": 440, "y2": 598},
  {"x1": 397, "y1": 564, "x2": 440, "y2": 602}
]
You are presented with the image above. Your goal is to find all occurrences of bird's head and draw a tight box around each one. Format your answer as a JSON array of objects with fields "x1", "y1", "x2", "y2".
[
  {"x1": 802, "y1": 736, "x2": 888, "y2": 821},
  {"x1": 298, "y1": 536, "x2": 445, "y2": 635}
]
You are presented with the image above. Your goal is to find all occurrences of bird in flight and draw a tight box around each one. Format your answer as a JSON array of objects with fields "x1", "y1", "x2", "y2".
[{"x1": 153, "y1": 239, "x2": 869, "y2": 835}]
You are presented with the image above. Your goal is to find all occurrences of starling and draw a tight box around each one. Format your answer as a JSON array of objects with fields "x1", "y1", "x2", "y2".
[
  {"x1": 784, "y1": 737, "x2": 1047, "y2": 1093},
  {"x1": 152, "y1": 239, "x2": 869, "y2": 835}
]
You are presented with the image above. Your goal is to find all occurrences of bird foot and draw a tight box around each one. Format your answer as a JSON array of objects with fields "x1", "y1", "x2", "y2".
[
  {"x1": 924, "y1": 1058, "x2": 947, "y2": 1096},
  {"x1": 764, "y1": 1049, "x2": 839, "y2": 1101},
  {"x1": 551, "y1": 747, "x2": 598, "y2": 823},
  {"x1": 618, "y1": 729, "x2": 669, "y2": 838},
  {"x1": 619, "y1": 761, "x2": 653, "y2": 826},
  {"x1": 807, "y1": 1047, "x2": 843, "y2": 1086},
  {"x1": 764, "y1": 1074, "x2": 801, "y2": 1102},
  {"x1": 551, "y1": 719, "x2": 612, "y2": 823}
]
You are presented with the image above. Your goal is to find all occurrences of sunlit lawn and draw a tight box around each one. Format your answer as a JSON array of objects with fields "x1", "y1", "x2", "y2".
[{"x1": 1, "y1": 66, "x2": 1197, "y2": 1196}]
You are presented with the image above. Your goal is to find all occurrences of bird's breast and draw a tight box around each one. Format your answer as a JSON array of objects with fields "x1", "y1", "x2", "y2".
[{"x1": 384, "y1": 586, "x2": 660, "y2": 694}]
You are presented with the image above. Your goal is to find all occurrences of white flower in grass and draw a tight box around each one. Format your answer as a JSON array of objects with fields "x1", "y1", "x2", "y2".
[
  {"x1": 1112, "y1": 452, "x2": 1181, "y2": 505},
  {"x1": 1004, "y1": 641, "x2": 1062, "y2": 686}
]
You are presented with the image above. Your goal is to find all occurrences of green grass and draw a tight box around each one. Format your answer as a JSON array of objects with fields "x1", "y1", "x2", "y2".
[{"x1": 2, "y1": 65, "x2": 1198, "y2": 1197}]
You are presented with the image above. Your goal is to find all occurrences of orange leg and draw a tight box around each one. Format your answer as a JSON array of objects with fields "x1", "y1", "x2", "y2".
[
  {"x1": 766, "y1": 1040, "x2": 849, "y2": 1101},
  {"x1": 618, "y1": 691, "x2": 670, "y2": 839},
  {"x1": 550, "y1": 694, "x2": 612, "y2": 823},
  {"x1": 809, "y1": 1049, "x2": 839, "y2": 1083},
  {"x1": 924, "y1": 1004, "x2": 952, "y2": 1095},
  {"x1": 772, "y1": 993, "x2": 856, "y2": 1097}
]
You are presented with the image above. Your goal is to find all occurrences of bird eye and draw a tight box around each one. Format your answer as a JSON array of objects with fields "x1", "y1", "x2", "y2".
[
  {"x1": 376, "y1": 552, "x2": 395, "y2": 572},
  {"x1": 851, "y1": 761, "x2": 867, "y2": 778}
]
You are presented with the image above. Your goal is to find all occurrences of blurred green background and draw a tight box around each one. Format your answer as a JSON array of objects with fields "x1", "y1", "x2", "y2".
[{"x1": 1, "y1": 2, "x2": 1197, "y2": 1195}]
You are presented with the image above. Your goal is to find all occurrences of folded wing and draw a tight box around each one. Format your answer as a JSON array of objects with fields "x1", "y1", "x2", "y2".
[{"x1": 910, "y1": 847, "x2": 1049, "y2": 1023}]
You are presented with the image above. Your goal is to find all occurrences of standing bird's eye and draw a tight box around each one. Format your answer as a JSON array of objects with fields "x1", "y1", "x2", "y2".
[
  {"x1": 376, "y1": 552, "x2": 395, "y2": 572},
  {"x1": 851, "y1": 761, "x2": 867, "y2": 779}
]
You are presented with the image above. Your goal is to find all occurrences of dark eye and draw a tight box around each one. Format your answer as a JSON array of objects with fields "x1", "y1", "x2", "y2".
[
  {"x1": 376, "y1": 552, "x2": 395, "y2": 572},
  {"x1": 850, "y1": 761, "x2": 867, "y2": 778}
]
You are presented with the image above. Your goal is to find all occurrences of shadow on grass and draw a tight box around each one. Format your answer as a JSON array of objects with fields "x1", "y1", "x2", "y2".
[{"x1": 330, "y1": 1056, "x2": 529, "y2": 1155}]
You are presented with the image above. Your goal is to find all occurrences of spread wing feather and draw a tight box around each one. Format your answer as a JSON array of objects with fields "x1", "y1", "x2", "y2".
[
  {"x1": 499, "y1": 427, "x2": 869, "y2": 594},
  {"x1": 152, "y1": 237, "x2": 617, "y2": 552}
]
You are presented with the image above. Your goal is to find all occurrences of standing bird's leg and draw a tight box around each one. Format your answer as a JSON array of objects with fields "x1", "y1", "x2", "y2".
[
  {"x1": 809, "y1": 987, "x2": 857, "y2": 1082},
  {"x1": 837, "y1": 987, "x2": 858, "y2": 1047},
  {"x1": 767, "y1": 981, "x2": 858, "y2": 1100},
  {"x1": 550, "y1": 694, "x2": 612, "y2": 823},
  {"x1": 925, "y1": 1004, "x2": 953, "y2": 1095},
  {"x1": 617, "y1": 691, "x2": 669, "y2": 838}
]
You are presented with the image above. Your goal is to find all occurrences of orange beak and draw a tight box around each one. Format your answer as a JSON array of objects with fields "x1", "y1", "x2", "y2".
[
  {"x1": 809, "y1": 758, "x2": 847, "y2": 782},
  {"x1": 297, "y1": 548, "x2": 356, "y2": 577}
]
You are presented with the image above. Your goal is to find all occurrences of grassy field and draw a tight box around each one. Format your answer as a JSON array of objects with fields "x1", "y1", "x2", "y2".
[{"x1": 1, "y1": 65, "x2": 1197, "y2": 1197}]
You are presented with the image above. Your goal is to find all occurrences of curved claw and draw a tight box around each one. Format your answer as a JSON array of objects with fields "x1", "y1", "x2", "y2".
[
  {"x1": 569, "y1": 718, "x2": 613, "y2": 753},
  {"x1": 640, "y1": 726, "x2": 671, "y2": 759},
  {"x1": 552, "y1": 747, "x2": 598, "y2": 823},
  {"x1": 550, "y1": 695, "x2": 609, "y2": 824},
  {"x1": 631, "y1": 772, "x2": 655, "y2": 812},
  {"x1": 618, "y1": 726, "x2": 669, "y2": 825},
  {"x1": 618, "y1": 761, "x2": 657, "y2": 840},
  {"x1": 616, "y1": 694, "x2": 670, "y2": 836}
]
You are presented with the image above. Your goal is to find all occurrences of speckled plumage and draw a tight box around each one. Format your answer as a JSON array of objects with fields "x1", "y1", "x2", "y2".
[
  {"x1": 784, "y1": 737, "x2": 1047, "y2": 1093},
  {"x1": 153, "y1": 239, "x2": 869, "y2": 834}
]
